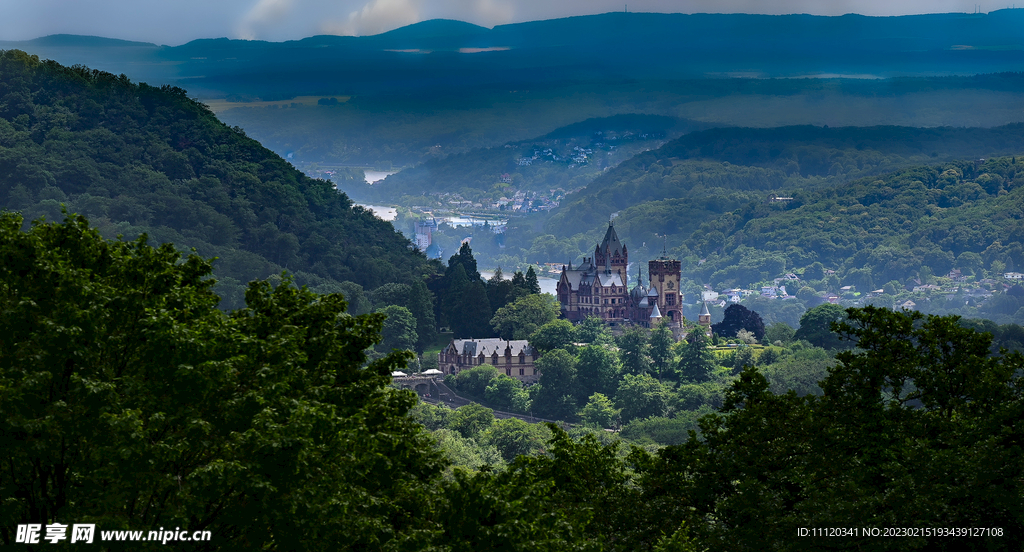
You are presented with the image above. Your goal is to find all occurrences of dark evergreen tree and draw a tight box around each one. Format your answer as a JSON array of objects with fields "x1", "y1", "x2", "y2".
[
  {"x1": 678, "y1": 329, "x2": 716, "y2": 383},
  {"x1": 711, "y1": 304, "x2": 766, "y2": 340},
  {"x1": 525, "y1": 266, "x2": 542, "y2": 294},
  {"x1": 441, "y1": 263, "x2": 470, "y2": 331},
  {"x1": 408, "y1": 278, "x2": 437, "y2": 351},
  {"x1": 511, "y1": 270, "x2": 527, "y2": 291},
  {"x1": 448, "y1": 242, "x2": 481, "y2": 283},
  {"x1": 452, "y1": 279, "x2": 493, "y2": 338},
  {"x1": 486, "y1": 267, "x2": 515, "y2": 315}
]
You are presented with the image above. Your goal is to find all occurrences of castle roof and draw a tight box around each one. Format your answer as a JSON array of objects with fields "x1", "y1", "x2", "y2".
[
  {"x1": 630, "y1": 282, "x2": 648, "y2": 302},
  {"x1": 700, "y1": 302, "x2": 711, "y2": 316},
  {"x1": 650, "y1": 302, "x2": 662, "y2": 319},
  {"x1": 597, "y1": 272, "x2": 624, "y2": 287},
  {"x1": 598, "y1": 223, "x2": 624, "y2": 257},
  {"x1": 450, "y1": 338, "x2": 533, "y2": 357}
]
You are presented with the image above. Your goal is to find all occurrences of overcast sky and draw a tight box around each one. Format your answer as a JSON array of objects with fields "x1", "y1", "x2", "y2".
[{"x1": 0, "y1": 1, "x2": 1005, "y2": 45}]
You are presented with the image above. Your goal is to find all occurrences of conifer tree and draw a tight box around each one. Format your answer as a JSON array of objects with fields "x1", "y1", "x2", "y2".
[
  {"x1": 678, "y1": 329, "x2": 716, "y2": 383},
  {"x1": 525, "y1": 266, "x2": 542, "y2": 294}
]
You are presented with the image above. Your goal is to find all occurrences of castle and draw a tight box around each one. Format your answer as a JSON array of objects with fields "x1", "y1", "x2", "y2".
[{"x1": 556, "y1": 223, "x2": 689, "y2": 330}]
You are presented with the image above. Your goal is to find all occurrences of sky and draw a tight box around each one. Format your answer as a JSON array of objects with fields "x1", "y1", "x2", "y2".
[{"x1": 0, "y1": 0, "x2": 1006, "y2": 45}]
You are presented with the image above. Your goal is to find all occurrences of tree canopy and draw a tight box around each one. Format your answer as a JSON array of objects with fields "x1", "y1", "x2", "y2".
[{"x1": 0, "y1": 212, "x2": 443, "y2": 549}]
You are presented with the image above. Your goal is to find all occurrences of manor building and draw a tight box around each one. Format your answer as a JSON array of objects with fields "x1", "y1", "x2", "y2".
[
  {"x1": 556, "y1": 223, "x2": 684, "y2": 329},
  {"x1": 439, "y1": 338, "x2": 539, "y2": 383}
]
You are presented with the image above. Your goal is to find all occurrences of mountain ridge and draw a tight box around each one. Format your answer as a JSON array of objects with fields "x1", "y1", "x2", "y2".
[{"x1": 4, "y1": 10, "x2": 1023, "y2": 98}]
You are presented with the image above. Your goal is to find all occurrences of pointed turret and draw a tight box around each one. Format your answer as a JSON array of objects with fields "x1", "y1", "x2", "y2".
[
  {"x1": 698, "y1": 301, "x2": 711, "y2": 327},
  {"x1": 650, "y1": 302, "x2": 662, "y2": 320},
  {"x1": 599, "y1": 223, "x2": 623, "y2": 257}
]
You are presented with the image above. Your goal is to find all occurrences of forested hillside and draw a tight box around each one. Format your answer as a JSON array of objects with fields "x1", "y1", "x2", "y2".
[
  {"x1": 685, "y1": 157, "x2": 1024, "y2": 282},
  {"x1": 0, "y1": 50, "x2": 437, "y2": 308},
  {"x1": 547, "y1": 123, "x2": 1024, "y2": 238}
]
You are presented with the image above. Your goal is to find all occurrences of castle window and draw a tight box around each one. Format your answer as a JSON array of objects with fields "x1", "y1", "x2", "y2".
[{"x1": 519, "y1": 368, "x2": 524, "y2": 376}]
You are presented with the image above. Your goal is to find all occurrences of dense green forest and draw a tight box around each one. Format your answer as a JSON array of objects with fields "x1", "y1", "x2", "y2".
[
  {"x1": 0, "y1": 49, "x2": 437, "y2": 309},
  {"x1": 547, "y1": 124, "x2": 1024, "y2": 238},
  {"x1": 4, "y1": 212, "x2": 1023, "y2": 550}
]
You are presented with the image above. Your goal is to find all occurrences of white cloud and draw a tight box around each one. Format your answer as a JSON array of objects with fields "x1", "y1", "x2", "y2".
[
  {"x1": 317, "y1": 0, "x2": 420, "y2": 36},
  {"x1": 238, "y1": 0, "x2": 296, "y2": 40}
]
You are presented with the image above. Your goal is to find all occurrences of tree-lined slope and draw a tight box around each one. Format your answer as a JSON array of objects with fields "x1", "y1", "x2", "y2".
[{"x1": 0, "y1": 50, "x2": 436, "y2": 307}]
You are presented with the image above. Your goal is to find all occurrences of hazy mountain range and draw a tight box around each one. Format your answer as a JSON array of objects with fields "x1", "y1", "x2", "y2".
[{"x1": 3, "y1": 10, "x2": 1024, "y2": 99}]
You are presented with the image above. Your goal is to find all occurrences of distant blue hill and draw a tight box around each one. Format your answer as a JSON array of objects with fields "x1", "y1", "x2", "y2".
[{"x1": 3, "y1": 10, "x2": 1024, "y2": 97}]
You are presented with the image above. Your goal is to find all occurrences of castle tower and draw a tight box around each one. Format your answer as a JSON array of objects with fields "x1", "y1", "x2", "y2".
[
  {"x1": 698, "y1": 302, "x2": 711, "y2": 327},
  {"x1": 648, "y1": 258, "x2": 682, "y2": 325},
  {"x1": 594, "y1": 223, "x2": 628, "y2": 287}
]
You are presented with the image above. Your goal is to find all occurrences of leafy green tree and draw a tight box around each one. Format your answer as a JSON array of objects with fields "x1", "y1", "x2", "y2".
[
  {"x1": 484, "y1": 374, "x2": 531, "y2": 413},
  {"x1": 574, "y1": 315, "x2": 608, "y2": 344},
  {"x1": 759, "y1": 346, "x2": 834, "y2": 396},
  {"x1": 434, "y1": 426, "x2": 633, "y2": 551},
  {"x1": 490, "y1": 293, "x2": 560, "y2": 340},
  {"x1": 448, "y1": 403, "x2": 496, "y2": 438},
  {"x1": 650, "y1": 320, "x2": 676, "y2": 379},
  {"x1": 794, "y1": 303, "x2": 850, "y2": 349},
  {"x1": 370, "y1": 281, "x2": 413, "y2": 307},
  {"x1": 804, "y1": 261, "x2": 825, "y2": 280},
  {"x1": 534, "y1": 348, "x2": 579, "y2": 419},
  {"x1": 656, "y1": 306, "x2": 1024, "y2": 550},
  {"x1": 376, "y1": 304, "x2": 418, "y2": 353},
  {"x1": 0, "y1": 212, "x2": 444, "y2": 550},
  {"x1": 326, "y1": 280, "x2": 372, "y2": 315},
  {"x1": 677, "y1": 329, "x2": 716, "y2": 383},
  {"x1": 511, "y1": 269, "x2": 527, "y2": 290},
  {"x1": 529, "y1": 319, "x2": 577, "y2": 353},
  {"x1": 579, "y1": 393, "x2": 618, "y2": 429},
  {"x1": 482, "y1": 418, "x2": 550, "y2": 461},
  {"x1": 616, "y1": 373, "x2": 669, "y2": 423},
  {"x1": 410, "y1": 401, "x2": 453, "y2": 430},
  {"x1": 762, "y1": 321, "x2": 796, "y2": 345},
  {"x1": 452, "y1": 364, "x2": 499, "y2": 397},
  {"x1": 575, "y1": 344, "x2": 621, "y2": 399},
  {"x1": 432, "y1": 429, "x2": 505, "y2": 471},
  {"x1": 618, "y1": 325, "x2": 652, "y2": 375},
  {"x1": 725, "y1": 345, "x2": 755, "y2": 375}
]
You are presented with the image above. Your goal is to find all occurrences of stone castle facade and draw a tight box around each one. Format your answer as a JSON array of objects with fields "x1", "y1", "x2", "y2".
[{"x1": 556, "y1": 224, "x2": 685, "y2": 329}]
